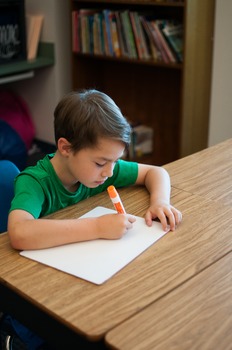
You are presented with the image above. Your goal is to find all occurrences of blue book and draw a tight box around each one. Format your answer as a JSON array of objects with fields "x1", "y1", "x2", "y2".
[{"x1": 103, "y1": 9, "x2": 114, "y2": 56}]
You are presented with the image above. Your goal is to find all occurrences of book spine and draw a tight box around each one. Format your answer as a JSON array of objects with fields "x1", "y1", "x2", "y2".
[
  {"x1": 88, "y1": 15, "x2": 94, "y2": 54},
  {"x1": 109, "y1": 12, "x2": 121, "y2": 57},
  {"x1": 119, "y1": 12, "x2": 130, "y2": 57},
  {"x1": 162, "y1": 22, "x2": 183, "y2": 62},
  {"x1": 93, "y1": 13, "x2": 99, "y2": 55},
  {"x1": 152, "y1": 20, "x2": 177, "y2": 63},
  {"x1": 140, "y1": 16, "x2": 161, "y2": 61},
  {"x1": 77, "y1": 8, "x2": 183, "y2": 63},
  {"x1": 102, "y1": 17, "x2": 110, "y2": 55},
  {"x1": 134, "y1": 12, "x2": 150, "y2": 60},
  {"x1": 121, "y1": 11, "x2": 137, "y2": 59},
  {"x1": 80, "y1": 14, "x2": 87, "y2": 53},
  {"x1": 103, "y1": 9, "x2": 114, "y2": 56},
  {"x1": 115, "y1": 11, "x2": 126, "y2": 57},
  {"x1": 98, "y1": 13, "x2": 105, "y2": 55},
  {"x1": 146, "y1": 19, "x2": 169, "y2": 63},
  {"x1": 130, "y1": 12, "x2": 142, "y2": 59}
]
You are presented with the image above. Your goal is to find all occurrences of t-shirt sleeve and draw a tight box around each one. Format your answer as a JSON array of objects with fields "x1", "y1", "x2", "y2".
[
  {"x1": 10, "y1": 174, "x2": 45, "y2": 219},
  {"x1": 110, "y1": 159, "x2": 138, "y2": 188}
]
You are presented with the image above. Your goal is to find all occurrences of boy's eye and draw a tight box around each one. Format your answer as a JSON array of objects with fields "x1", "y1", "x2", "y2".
[{"x1": 96, "y1": 162, "x2": 106, "y2": 167}]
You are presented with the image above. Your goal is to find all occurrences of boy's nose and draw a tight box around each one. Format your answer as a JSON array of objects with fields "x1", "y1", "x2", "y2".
[{"x1": 102, "y1": 164, "x2": 114, "y2": 178}]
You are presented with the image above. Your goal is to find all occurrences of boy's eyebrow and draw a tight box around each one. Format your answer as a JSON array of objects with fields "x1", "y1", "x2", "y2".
[{"x1": 96, "y1": 156, "x2": 120, "y2": 162}]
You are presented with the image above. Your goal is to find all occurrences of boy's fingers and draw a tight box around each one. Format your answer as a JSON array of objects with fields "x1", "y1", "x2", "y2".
[
  {"x1": 127, "y1": 215, "x2": 136, "y2": 223},
  {"x1": 144, "y1": 211, "x2": 153, "y2": 226}
]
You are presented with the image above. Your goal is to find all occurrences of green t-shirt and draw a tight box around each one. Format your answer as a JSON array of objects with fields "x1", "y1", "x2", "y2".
[{"x1": 10, "y1": 154, "x2": 138, "y2": 218}]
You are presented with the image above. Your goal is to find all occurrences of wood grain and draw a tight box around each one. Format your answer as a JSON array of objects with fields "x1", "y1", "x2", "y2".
[
  {"x1": 164, "y1": 138, "x2": 232, "y2": 206},
  {"x1": 1, "y1": 185, "x2": 232, "y2": 340},
  {"x1": 106, "y1": 252, "x2": 232, "y2": 350}
]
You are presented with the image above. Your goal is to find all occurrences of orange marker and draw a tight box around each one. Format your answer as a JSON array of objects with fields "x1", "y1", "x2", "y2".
[{"x1": 107, "y1": 185, "x2": 126, "y2": 214}]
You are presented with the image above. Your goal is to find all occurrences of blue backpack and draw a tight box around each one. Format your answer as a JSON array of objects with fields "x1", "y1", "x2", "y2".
[{"x1": 0, "y1": 314, "x2": 45, "y2": 349}]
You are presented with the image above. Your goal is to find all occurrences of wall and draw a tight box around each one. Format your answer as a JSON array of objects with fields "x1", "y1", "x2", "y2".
[
  {"x1": 208, "y1": 0, "x2": 232, "y2": 146},
  {"x1": 12, "y1": 0, "x2": 72, "y2": 144}
]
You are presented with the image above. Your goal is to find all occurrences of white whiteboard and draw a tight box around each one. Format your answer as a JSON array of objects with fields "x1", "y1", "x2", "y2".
[{"x1": 20, "y1": 207, "x2": 169, "y2": 285}]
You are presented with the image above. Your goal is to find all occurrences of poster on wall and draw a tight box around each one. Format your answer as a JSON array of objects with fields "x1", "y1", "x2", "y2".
[{"x1": 0, "y1": 0, "x2": 26, "y2": 64}]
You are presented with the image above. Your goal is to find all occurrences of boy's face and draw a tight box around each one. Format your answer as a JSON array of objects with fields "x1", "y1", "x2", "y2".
[{"x1": 66, "y1": 137, "x2": 125, "y2": 188}]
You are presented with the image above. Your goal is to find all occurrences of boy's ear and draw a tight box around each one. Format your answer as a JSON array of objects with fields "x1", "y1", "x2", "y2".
[{"x1": 57, "y1": 138, "x2": 72, "y2": 156}]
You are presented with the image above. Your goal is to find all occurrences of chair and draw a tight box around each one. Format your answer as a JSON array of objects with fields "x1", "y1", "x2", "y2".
[
  {"x1": 0, "y1": 160, "x2": 20, "y2": 233},
  {"x1": 0, "y1": 160, "x2": 47, "y2": 349}
]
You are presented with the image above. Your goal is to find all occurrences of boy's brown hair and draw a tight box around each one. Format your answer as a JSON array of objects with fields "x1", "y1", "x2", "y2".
[{"x1": 54, "y1": 89, "x2": 131, "y2": 152}]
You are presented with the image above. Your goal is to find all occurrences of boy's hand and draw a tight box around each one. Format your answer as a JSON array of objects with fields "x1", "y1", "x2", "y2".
[
  {"x1": 145, "y1": 200, "x2": 182, "y2": 231},
  {"x1": 96, "y1": 214, "x2": 136, "y2": 239}
]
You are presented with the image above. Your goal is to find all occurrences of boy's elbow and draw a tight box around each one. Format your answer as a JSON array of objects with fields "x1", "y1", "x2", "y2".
[
  {"x1": 8, "y1": 210, "x2": 34, "y2": 250},
  {"x1": 8, "y1": 227, "x2": 20, "y2": 250},
  {"x1": 8, "y1": 224, "x2": 24, "y2": 250}
]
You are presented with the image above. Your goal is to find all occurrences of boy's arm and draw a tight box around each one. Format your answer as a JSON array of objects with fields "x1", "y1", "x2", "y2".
[
  {"x1": 8, "y1": 209, "x2": 136, "y2": 250},
  {"x1": 135, "y1": 163, "x2": 182, "y2": 231}
]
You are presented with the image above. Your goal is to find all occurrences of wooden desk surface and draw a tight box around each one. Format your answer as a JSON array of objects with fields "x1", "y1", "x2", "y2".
[
  {"x1": 105, "y1": 139, "x2": 232, "y2": 349},
  {"x1": 106, "y1": 251, "x2": 232, "y2": 350},
  {"x1": 1, "y1": 185, "x2": 232, "y2": 343},
  {"x1": 164, "y1": 138, "x2": 232, "y2": 206}
]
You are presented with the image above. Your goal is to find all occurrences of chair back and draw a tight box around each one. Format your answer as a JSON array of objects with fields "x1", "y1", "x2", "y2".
[{"x1": 0, "y1": 160, "x2": 20, "y2": 233}]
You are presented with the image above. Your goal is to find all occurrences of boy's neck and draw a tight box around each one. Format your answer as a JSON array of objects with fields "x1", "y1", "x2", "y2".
[{"x1": 50, "y1": 152, "x2": 79, "y2": 192}]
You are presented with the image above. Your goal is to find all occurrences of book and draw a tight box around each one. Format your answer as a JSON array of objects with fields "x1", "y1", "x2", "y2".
[
  {"x1": 133, "y1": 124, "x2": 153, "y2": 156},
  {"x1": 161, "y1": 21, "x2": 183, "y2": 62},
  {"x1": 129, "y1": 11, "x2": 143, "y2": 59},
  {"x1": 118, "y1": 11, "x2": 130, "y2": 58},
  {"x1": 120, "y1": 10, "x2": 137, "y2": 59},
  {"x1": 26, "y1": 14, "x2": 44, "y2": 60},
  {"x1": 103, "y1": 9, "x2": 114, "y2": 56},
  {"x1": 133, "y1": 12, "x2": 150, "y2": 60},
  {"x1": 151, "y1": 20, "x2": 177, "y2": 63},
  {"x1": 80, "y1": 13, "x2": 88, "y2": 53},
  {"x1": 102, "y1": 17, "x2": 110, "y2": 55},
  {"x1": 146, "y1": 19, "x2": 169, "y2": 63},
  {"x1": 93, "y1": 13, "x2": 99, "y2": 55},
  {"x1": 79, "y1": 9, "x2": 97, "y2": 54},
  {"x1": 140, "y1": 16, "x2": 161, "y2": 61},
  {"x1": 88, "y1": 15, "x2": 95, "y2": 54},
  {"x1": 93, "y1": 12, "x2": 104, "y2": 55},
  {"x1": 115, "y1": 11, "x2": 127, "y2": 57},
  {"x1": 109, "y1": 11, "x2": 121, "y2": 57},
  {"x1": 98, "y1": 13, "x2": 105, "y2": 55}
]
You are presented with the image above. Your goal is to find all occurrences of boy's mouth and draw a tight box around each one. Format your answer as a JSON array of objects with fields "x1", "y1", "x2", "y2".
[{"x1": 95, "y1": 179, "x2": 107, "y2": 185}]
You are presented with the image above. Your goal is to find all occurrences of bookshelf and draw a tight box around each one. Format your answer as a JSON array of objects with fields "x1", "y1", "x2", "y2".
[
  {"x1": 71, "y1": 0, "x2": 215, "y2": 165},
  {"x1": 0, "y1": 42, "x2": 55, "y2": 81}
]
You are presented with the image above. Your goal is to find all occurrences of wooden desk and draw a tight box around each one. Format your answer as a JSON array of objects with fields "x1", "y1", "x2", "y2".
[
  {"x1": 1, "y1": 139, "x2": 232, "y2": 348},
  {"x1": 106, "y1": 251, "x2": 232, "y2": 350},
  {"x1": 105, "y1": 139, "x2": 232, "y2": 349},
  {"x1": 164, "y1": 138, "x2": 232, "y2": 206},
  {"x1": 1, "y1": 182, "x2": 232, "y2": 348}
]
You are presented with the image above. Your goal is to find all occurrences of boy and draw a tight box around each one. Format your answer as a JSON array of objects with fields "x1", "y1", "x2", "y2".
[{"x1": 8, "y1": 89, "x2": 182, "y2": 250}]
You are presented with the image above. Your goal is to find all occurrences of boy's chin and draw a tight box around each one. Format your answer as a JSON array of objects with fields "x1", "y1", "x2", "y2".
[
  {"x1": 83, "y1": 181, "x2": 106, "y2": 188},
  {"x1": 92, "y1": 182, "x2": 105, "y2": 187},
  {"x1": 84, "y1": 183, "x2": 100, "y2": 188}
]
